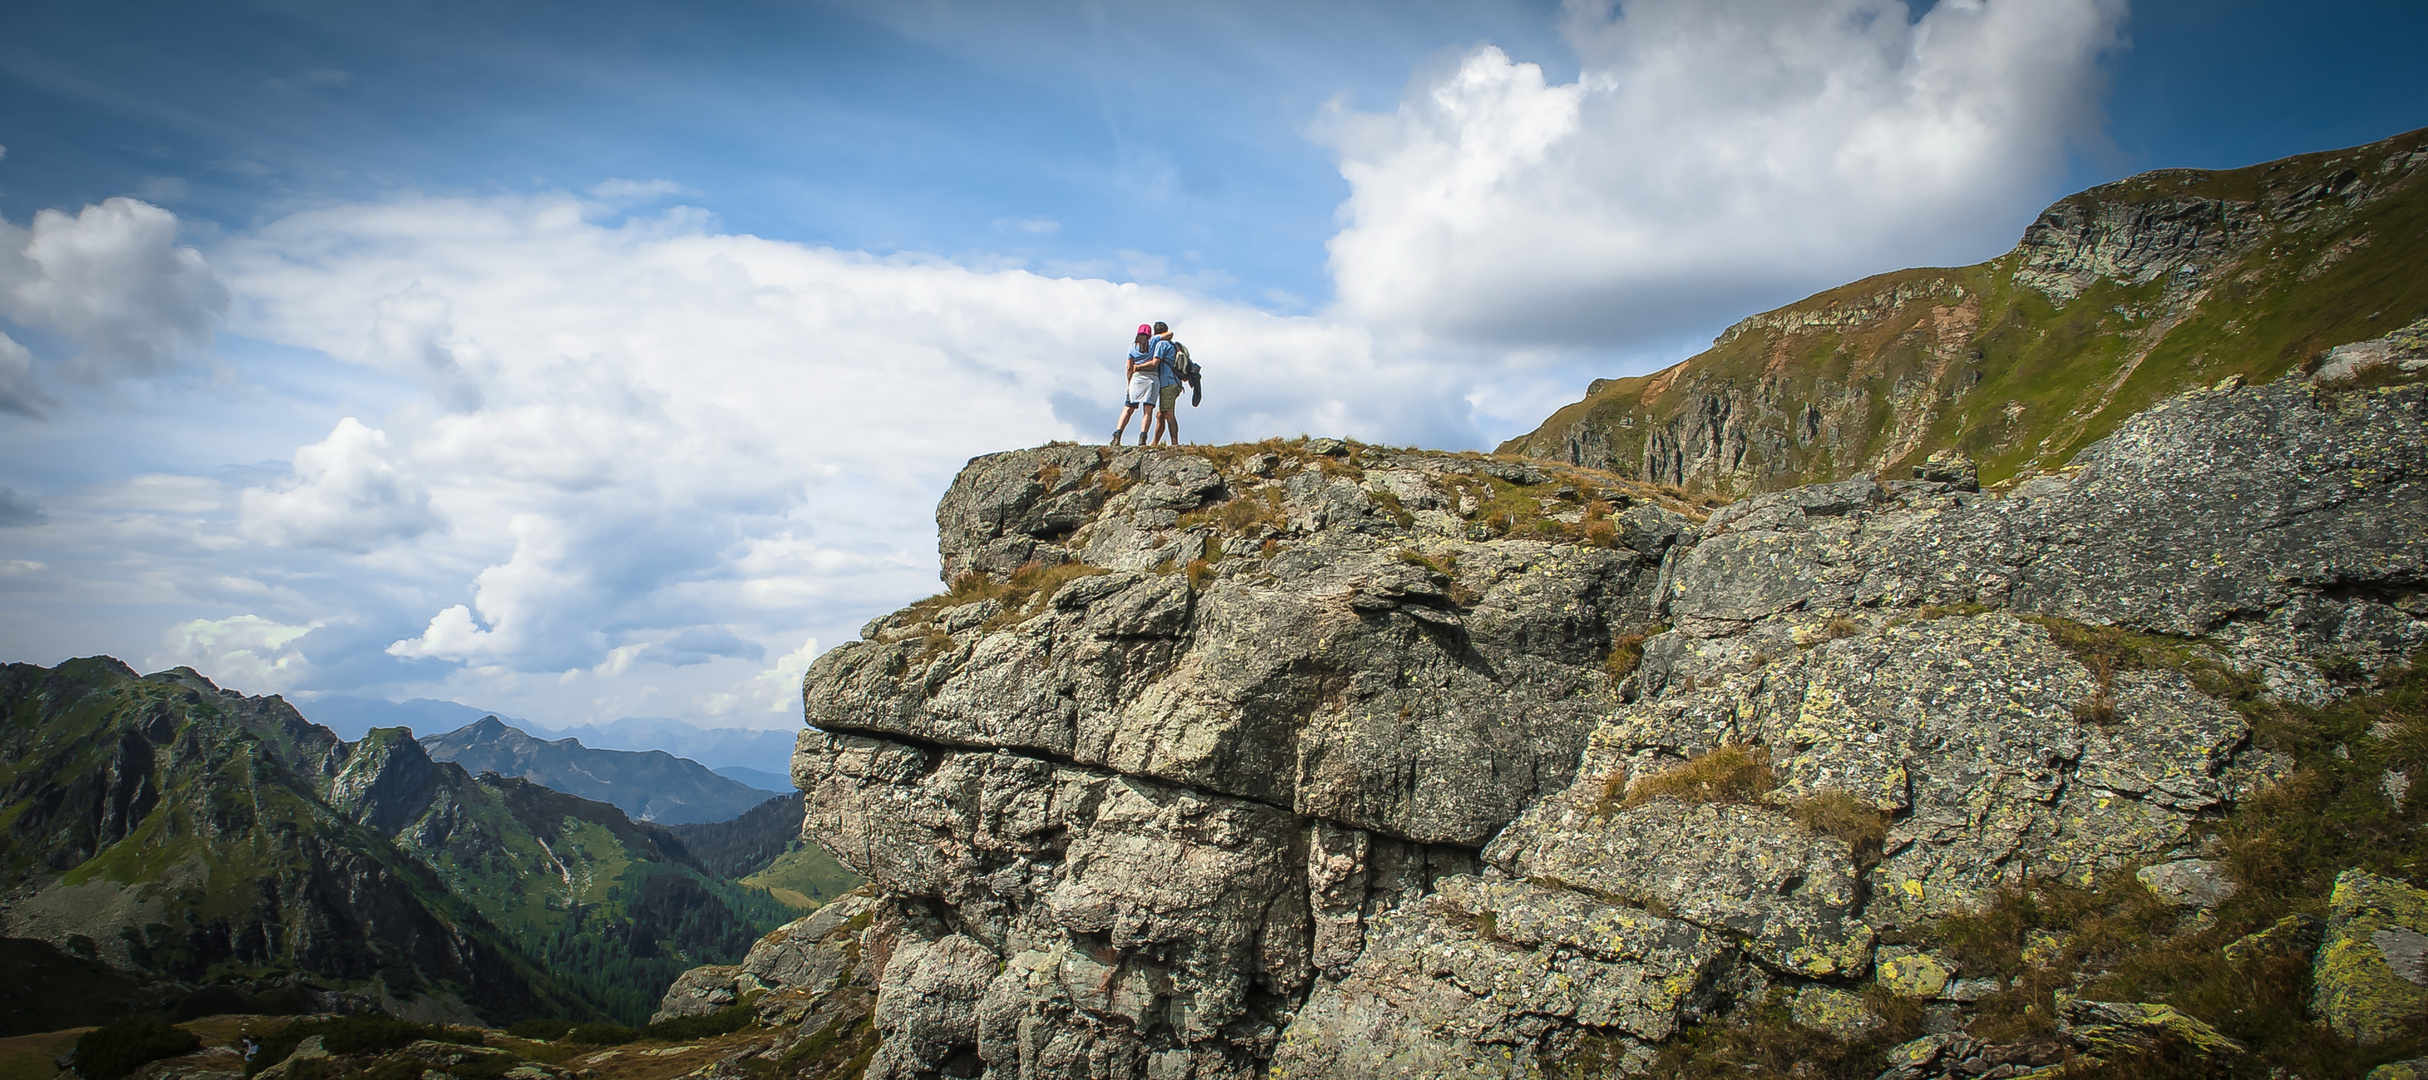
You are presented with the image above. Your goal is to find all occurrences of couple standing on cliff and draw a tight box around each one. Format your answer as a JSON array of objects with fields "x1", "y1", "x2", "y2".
[{"x1": 1111, "y1": 321, "x2": 1199, "y2": 446}]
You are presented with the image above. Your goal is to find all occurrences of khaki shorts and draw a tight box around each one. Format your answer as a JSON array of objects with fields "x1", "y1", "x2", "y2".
[{"x1": 1157, "y1": 383, "x2": 1183, "y2": 410}]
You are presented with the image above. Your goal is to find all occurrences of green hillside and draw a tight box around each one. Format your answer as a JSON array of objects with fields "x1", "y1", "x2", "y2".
[
  {"x1": 0, "y1": 658, "x2": 587, "y2": 1025},
  {"x1": 1502, "y1": 125, "x2": 2428, "y2": 492},
  {"x1": 666, "y1": 793, "x2": 864, "y2": 910},
  {"x1": 0, "y1": 659, "x2": 797, "y2": 1027}
]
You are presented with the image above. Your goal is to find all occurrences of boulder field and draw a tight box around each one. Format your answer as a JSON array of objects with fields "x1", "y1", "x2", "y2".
[{"x1": 661, "y1": 363, "x2": 2425, "y2": 1078}]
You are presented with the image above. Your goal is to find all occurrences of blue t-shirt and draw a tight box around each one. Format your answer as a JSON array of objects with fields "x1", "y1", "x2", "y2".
[
  {"x1": 1127, "y1": 346, "x2": 1152, "y2": 378},
  {"x1": 1151, "y1": 338, "x2": 1179, "y2": 386}
]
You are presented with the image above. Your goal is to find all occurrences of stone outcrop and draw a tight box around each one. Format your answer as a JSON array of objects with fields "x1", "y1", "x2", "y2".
[
  {"x1": 766, "y1": 369, "x2": 2425, "y2": 1078},
  {"x1": 2315, "y1": 869, "x2": 2428, "y2": 1044}
]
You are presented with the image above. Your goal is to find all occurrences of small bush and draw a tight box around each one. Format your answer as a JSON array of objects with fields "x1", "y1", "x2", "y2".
[
  {"x1": 645, "y1": 1004, "x2": 754, "y2": 1041},
  {"x1": 74, "y1": 1021, "x2": 200, "y2": 1080},
  {"x1": 1619, "y1": 744, "x2": 1775, "y2": 809},
  {"x1": 504, "y1": 1019, "x2": 572, "y2": 1041},
  {"x1": 565, "y1": 1023, "x2": 639, "y2": 1046}
]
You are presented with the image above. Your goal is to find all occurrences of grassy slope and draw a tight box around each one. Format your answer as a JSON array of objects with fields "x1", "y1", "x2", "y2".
[
  {"x1": 0, "y1": 659, "x2": 591, "y2": 1022},
  {"x1": 1502, "y1": 126, "x2": 2428, "y2": 491},
  {"x1": 740, "y1": 843, "x2": 864, "y2": 911},
  {"x1": 665, "y1": 793, "x2": 865, "y2": 911},
  {"x1": 0, "y1": 659, "x2": 801, "y2": 1027}
]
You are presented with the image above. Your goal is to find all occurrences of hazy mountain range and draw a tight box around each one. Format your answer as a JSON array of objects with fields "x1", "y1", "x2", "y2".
[
  {"x1": 296, "y1": 694, "x2": 799, "y2": 774},
  {"x1": 418, "y1": 716, "x2": 780, "y2": 825}
]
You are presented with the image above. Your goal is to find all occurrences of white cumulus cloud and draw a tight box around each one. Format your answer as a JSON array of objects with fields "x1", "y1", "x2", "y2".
[
  {"x1": 240, "y1": 417, "x2": 442, "y2": 551},
  {"x1": 0, "y1": 197, "x2": 228, "y2": 378},
  {"x1": 1322, "y1": 0, "x2": 2125, "y2": 348},
  {"x1": 148, "y1": 614, "x2": 317, "y2": 694}
]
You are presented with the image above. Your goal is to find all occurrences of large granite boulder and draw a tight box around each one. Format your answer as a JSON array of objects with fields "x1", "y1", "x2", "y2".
[{"x1": 775, "y1": 379, "x2": 2424, "y2": 1077}]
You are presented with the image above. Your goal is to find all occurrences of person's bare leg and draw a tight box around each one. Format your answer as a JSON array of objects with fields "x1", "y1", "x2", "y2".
[
  {"x1": 1163, "y1": 411, "x2": 1180, "y2": 445},
  {"x1": 1113, "y1": 404, "x2": 1139, "y2": 443},
  {"x1": 1138, "y1": 408, "x2": 1154, "y2": 444}
]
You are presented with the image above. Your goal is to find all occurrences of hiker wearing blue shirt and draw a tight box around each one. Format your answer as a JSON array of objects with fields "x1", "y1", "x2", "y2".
[
  {"x1": 1111, "y1": 323, "x2": 1160, "y2": 445},
  {"x1": 1150, "y1": 321, "x2": 1184, "y2": 445}
]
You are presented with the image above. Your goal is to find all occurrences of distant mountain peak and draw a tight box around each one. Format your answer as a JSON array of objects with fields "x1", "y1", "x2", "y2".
[{"x1": 419, "y1": 714, "x2": 772, "y2": 825}]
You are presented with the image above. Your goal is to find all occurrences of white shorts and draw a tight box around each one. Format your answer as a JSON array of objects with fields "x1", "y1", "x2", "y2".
[{"x1": 1126, "y1": 373, "x2": 1159, "y2": 407}]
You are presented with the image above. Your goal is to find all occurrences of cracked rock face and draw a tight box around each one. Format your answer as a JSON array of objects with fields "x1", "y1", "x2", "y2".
[{"x1": 790, "y1": 379, "x2": 2424, "y2": 1078}]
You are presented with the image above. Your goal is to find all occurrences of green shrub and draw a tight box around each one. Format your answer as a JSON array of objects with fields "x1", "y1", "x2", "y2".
[
  {"x1": 564, "y1": 1023, "x2": 639, "y2": 1045},
  {"x1": 504, "y1": 1019, "x2": 573, "y2": 1041},
  {"x1": 74, "y1": 1021, "x2": 200, "y2": 1080},
  {"x1": 644, "y1": 1004, "x2": 754, "y2": 1041}
]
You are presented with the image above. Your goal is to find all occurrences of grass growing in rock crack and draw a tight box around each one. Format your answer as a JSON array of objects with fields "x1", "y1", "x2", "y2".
[
  {"x1": 1177, "y1": 486, "x2": 1286, "y2": 535},
  {"x1": 1619, "y1": 745, "x2": 1775, "y2": 808},
  {"x1": 1602, "y1": 626, "x2": 1661, "y2": 681},
  {"x1": 894, "y1": 561, "x2": 1109, "y2": 635},
  {"x1": 1909, "y1": 645, "x2": 2428, "y2": 1078},
  {"x1": 1594, "y1": 745, "x2": 1895, "y2": 854}
]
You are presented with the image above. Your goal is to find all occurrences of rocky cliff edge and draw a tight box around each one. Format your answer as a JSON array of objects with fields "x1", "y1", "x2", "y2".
[{"x1": 767, "y1": 364, "x2": 2423, "y2": 1078}]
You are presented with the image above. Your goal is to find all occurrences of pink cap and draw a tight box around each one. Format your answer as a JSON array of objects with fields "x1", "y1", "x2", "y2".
[{"x1": 1137, "y1": 324, "x2": 1153, "y2": 335}]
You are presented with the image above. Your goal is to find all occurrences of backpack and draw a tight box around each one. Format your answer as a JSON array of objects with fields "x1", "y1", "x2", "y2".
[{"x1": 1171, "y1": 341, "x2": 1202, "y2": 405}]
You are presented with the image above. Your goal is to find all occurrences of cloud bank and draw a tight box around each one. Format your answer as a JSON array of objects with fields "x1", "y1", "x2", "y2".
[{"x1": 1323, "y1": 0, "x2": 2125, "y2": 347}]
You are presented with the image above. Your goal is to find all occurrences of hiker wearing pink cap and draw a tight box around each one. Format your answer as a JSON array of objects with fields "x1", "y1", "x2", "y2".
[{"x1": 1111, "y1": 323, "x2": 1161, "y2": 445}]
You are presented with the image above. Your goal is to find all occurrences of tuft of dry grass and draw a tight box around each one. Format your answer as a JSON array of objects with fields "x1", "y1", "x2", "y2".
[
  {"x1": 2073, "y1": 690, "x2": 2119, "y2": 725},
  {"x1": 1788, "y1": 789, "x2": 1890, "y2": 853},
  {"x1": 1370, "y1": 489, "x2": 1415, "y2": 528},
  {"x1": 897, "y1": 561, "x2": 1108, "y2": 637},
  {"x1": 1618, "y1": 744, "x2": 1775, "y2": 809},
  {"x1": 1179, "y1": 486, "x2": 1287, "y2": 534},
  {"x1": 1604, "y1": 626, "x2": 1661, "y2": 682}
]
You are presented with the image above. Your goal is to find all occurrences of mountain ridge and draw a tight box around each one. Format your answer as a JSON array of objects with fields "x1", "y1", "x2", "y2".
[
  {"x1": 0, "y1": 659, "x2": 804, "y2": 1026},
  {"x1": 1500, "y1": 125, "x2": 2428, "y2": 495},
  {"x1": 419, "y1": 716, "x2": 775, "y2": 825}
]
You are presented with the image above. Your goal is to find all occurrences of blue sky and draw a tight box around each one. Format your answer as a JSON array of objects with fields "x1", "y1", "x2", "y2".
[{"x1": 2, "y1": 0, "x2": 2423, "y2": 736}]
